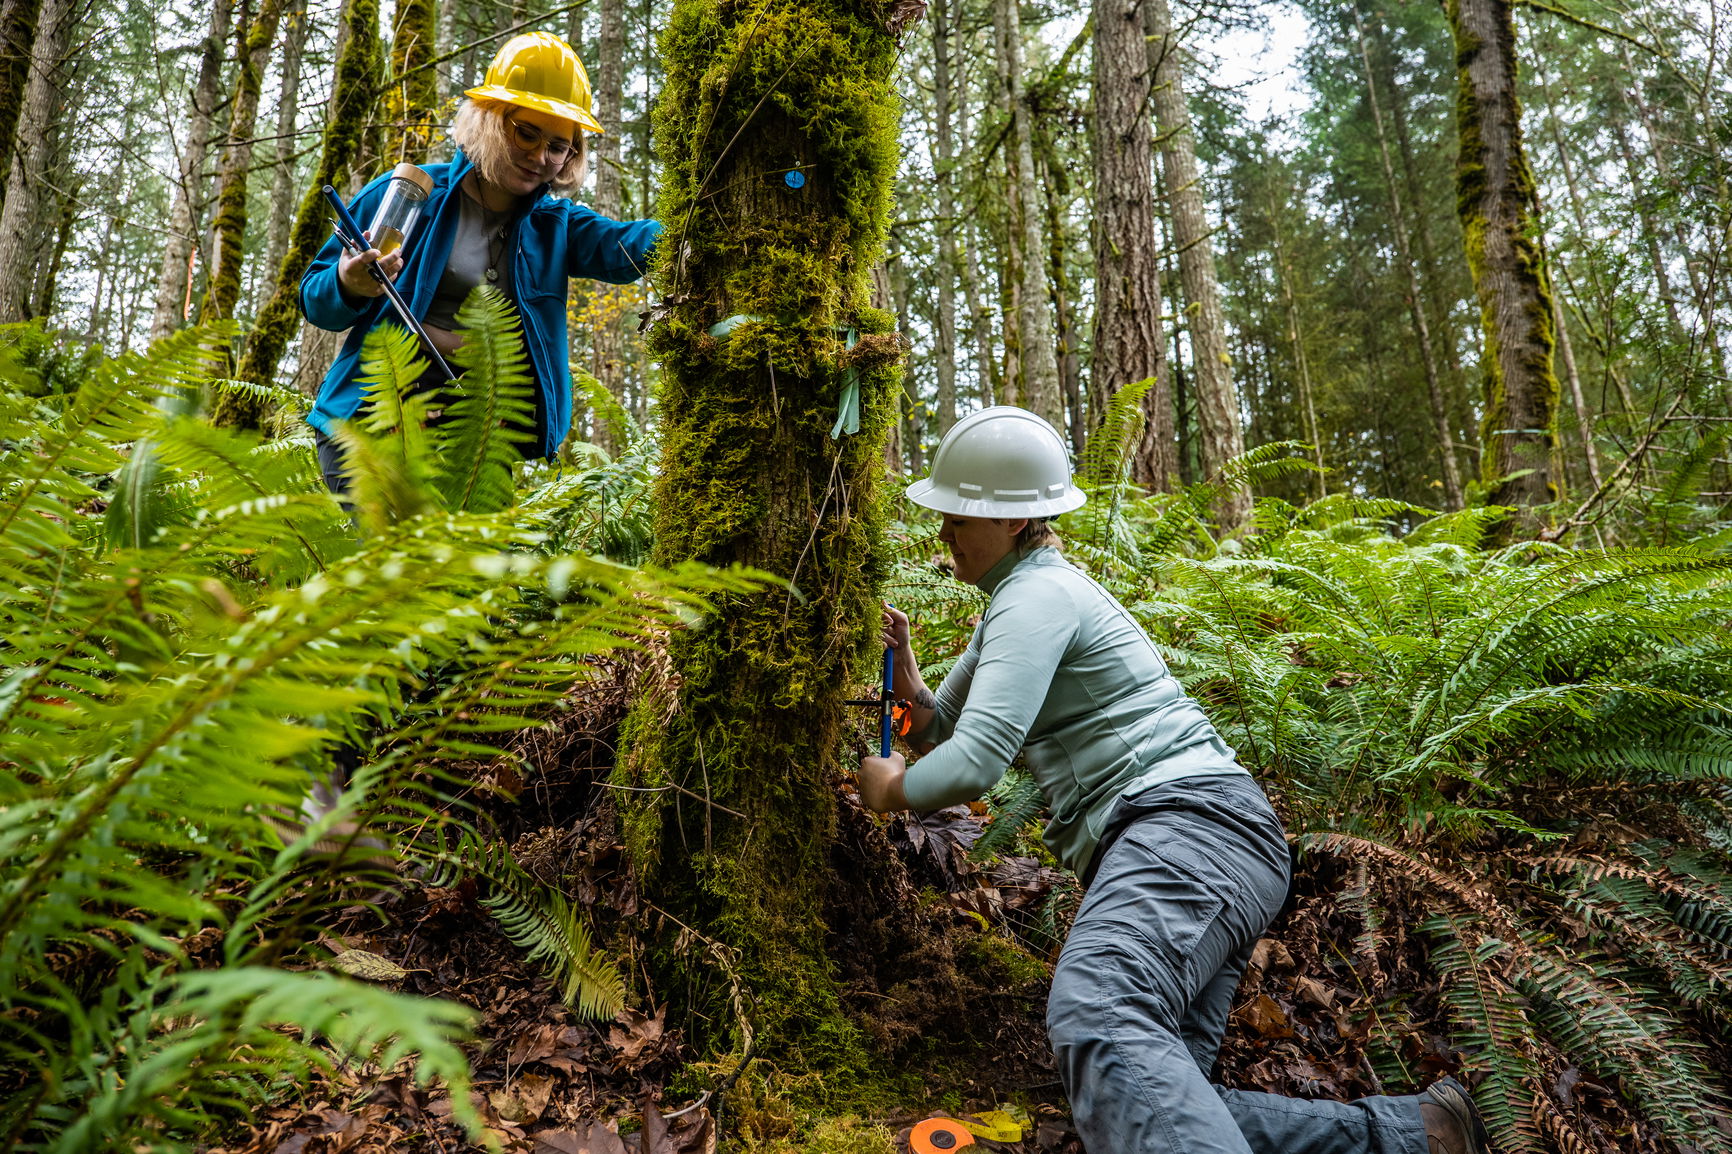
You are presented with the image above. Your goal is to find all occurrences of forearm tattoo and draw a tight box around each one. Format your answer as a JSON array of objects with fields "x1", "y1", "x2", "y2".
[{"x1": 913, "y1": 688, "x2": 937, "y2": 711}]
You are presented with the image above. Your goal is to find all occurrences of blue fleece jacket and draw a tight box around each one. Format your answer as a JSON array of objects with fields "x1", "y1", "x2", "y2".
[{"x1": 300, "y1": 151, "x2": 661, "y2": 458}]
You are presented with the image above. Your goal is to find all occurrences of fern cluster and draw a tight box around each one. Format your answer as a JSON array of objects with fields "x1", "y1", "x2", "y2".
[
  {"x1": 891, "y1": 404, "x2": 1732, "y2": 1151},
  {"x1": 0, "y1": 301, "x2": 760, "y2": 1150}
]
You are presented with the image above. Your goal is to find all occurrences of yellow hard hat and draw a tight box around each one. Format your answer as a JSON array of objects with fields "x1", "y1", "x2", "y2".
[{"x1": 464, "y1": 31, "x2": 604, "y2": 135}]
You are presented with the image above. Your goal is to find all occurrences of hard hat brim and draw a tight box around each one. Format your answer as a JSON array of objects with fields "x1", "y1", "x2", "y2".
[
  {"x1": 465, "y1": 84, "x2": 606, "y2": 134},
  {"x1": 906, "y1": 476, "x2": 1087, "y2": 519}
]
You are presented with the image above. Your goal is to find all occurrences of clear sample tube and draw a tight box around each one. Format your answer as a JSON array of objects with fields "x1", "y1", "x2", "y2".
[{"x1": 366, "y1": 163, "x2": 434, "y2": 256}]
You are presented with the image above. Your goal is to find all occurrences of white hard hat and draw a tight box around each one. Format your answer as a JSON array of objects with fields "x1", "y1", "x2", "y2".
[{"x1": 906, "y1": 406, "x2": 1087, "y2": 518}]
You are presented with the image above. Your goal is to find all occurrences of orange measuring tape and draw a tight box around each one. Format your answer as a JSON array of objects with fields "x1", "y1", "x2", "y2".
[{"x1": 910, "y1": 1118, "x2": 975, "y2": 1153}]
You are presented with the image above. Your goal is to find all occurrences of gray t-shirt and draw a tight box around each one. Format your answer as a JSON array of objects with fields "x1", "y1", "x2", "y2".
[{"x1": 424, "y1": 189, "x2": 515, "y2": 330}]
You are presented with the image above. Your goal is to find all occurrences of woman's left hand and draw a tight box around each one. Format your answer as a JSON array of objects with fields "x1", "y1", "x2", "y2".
[{"x1": 859, "y1": 752, "x2": 909, "y2": 814}]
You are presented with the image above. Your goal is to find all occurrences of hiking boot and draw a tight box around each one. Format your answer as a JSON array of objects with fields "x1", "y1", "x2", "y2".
[{"x1": 1421, "y1": 1077, "x2": 1491, "y2": 1154}]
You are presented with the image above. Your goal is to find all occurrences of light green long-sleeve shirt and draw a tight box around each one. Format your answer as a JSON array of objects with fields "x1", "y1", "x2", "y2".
[{"x1": 902, "y1": 546, "x2": 1247, "y2": 873}]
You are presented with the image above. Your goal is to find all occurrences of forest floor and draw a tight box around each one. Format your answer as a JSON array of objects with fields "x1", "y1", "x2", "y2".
[{"x1": 202, "y1": 661, "x2": 1557, "y2": 1154}]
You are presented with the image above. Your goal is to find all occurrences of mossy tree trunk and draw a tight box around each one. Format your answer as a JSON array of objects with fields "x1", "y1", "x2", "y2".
[
  {"x1": 619, "y1": 0, "x2": 904, "y2": 1060},
  {"x1": 206, "y1": 0, "x2": 285, "y2": 428},
  {"x1": 381, "y1": 0, "x2": 438, "y2": 164},
  {"x1": 237, "y1": 0, "x2": 382, "y2": 393},
  {"x1": 1447, "y1": 0, "x2": 1559, "y2": 511},
  {"x1": 253, "y1": 0, "x2": 308, "y2": 318},
  {"x1": 205, "y1": 0, "x2": 281, "y2": 320}
]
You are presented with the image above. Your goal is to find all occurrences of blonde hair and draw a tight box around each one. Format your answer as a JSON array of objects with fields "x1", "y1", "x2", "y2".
[
  {"x1": 1015, "y1": 518, "x2": 1060, "y2": 552},
  {"x1": 450, "y1": 98, "x2": 589, "y2": 197}
]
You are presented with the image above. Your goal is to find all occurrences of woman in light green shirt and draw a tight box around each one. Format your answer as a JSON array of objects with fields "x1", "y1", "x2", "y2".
[{"x1": 859, "y1": 407, "x2": 1489, "y2": 1154}]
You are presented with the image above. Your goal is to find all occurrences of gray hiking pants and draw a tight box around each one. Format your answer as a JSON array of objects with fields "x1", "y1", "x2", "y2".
[{"x1": 1047, "y1": 774, "x2": 1429, "y2": 1153}]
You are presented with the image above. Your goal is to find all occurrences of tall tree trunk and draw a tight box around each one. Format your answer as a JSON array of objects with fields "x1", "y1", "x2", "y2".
[
  {"x1": 1263, "y1": 180, "x2": 1325, "y2": 497},
  {"x1": 1551, "y1": 268, "x2": 1600, "y2": 490},
  {"x1": 0, "y1": 0, "x2": 43, "y2": 203},
  {"x1": 1353, "y1": 6, "x2": 1464, "y2": 510},
  {"x1": 254, "y1": 0, "x2": 307, "y2": 318},
  {"x1": 382, "y1": 0, "x2": 438, "y2": 164},
  {"x1": 957, "y1": 64, "x2": 997, "y2": 408},
  {"x1": 237, "y1": 0, "x2": 382, "y2": 391},
  {"x1": 992, "y1": 0, "x2": 1060, "y2": 427},
  {"x1": 207, "y1": 0, "x2": 287, "y2": 428},
  {"x1": 1447, "y1": 0, "x2": 1559, "y2": 513},
  {"x1": 1092, "y1": 0, "x2": 1173, "y2": 488},
  {"x1": 1037, "y1": 133, "x2": 1083, "y2": 452},
  {"x1": 929, "y1": 0, "x2": 958, "y2": 435},
  {"x1": 1145, "y1": 0, "x2": 1245, "y2": 524},
  {"x1": 1381, "y1": 15, "x2": 1479, "y2": 472},
  {"x1": 620, "y1": 0, "x2": 905, "y2": 1052},
  {"x1": 31, "y1": 163, "x2": 75, "y2": 319},
  {"x1": 0, "y1": 0, "x2": 71, "y2": 323},
  {"x1": 204, "y1": 0, "x2": 284, "y2": 326},
  {"x1": 151, "y1": 0, "x2": 230, "y2": 342},
  {"x1": 1609, "y1": 114, "x2": 1689, "y2": 342},
  {"x1": 586, "y1": 0, "x2": 626, "y2": 455},
  {"x1": 1619, "y1": 43, "x2": 1728, "y2": 381}
]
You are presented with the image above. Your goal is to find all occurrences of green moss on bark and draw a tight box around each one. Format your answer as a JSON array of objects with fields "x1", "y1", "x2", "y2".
[
  {"x1": 383, "y1": 0, "x2": 438, "y2": 163},
  {"x1": 236, "y1": 0, "x2": 382, "y2": 394},
  {"x1": 615, "y1": 0, "x2": 905, "y2": 1069},
  {"x1": 1447, "y1": 0, "x2": 1559, "y2": 520}
]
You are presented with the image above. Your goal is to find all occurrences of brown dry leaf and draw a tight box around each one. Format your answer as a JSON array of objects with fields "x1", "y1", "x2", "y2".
[
  {"x1": 1250, "y1": 938, "x2": 1294, "y2": 972},
  {"x1": 1236, "y1": 993, "x2": 1296, "y2": 1039},
  {"x1": 1292, "y1": 976, "x2": 1336, "y2": 1009},
  {"x1": 491, "y1": 1073, "x2": 557, "y2": 1125},
  {"x1": 533, "y1": 1123, "x2": 629, "y2": 1154},
  {"x1": 508, "y1": 1023, "x2": 565, "y2": 1067},
  {"x1": 327, "y1": 949, "x2": 412, "y2": 982},
  {"x1": 608, "y1": 1006, "x2": 667, "y2": 1071}
]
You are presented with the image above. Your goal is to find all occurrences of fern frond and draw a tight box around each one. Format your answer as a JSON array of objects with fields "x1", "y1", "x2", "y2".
[
  {"x1": 417, "y1": 832, "x2": 626, "y2": 1019},
  {"x1": 437, "y1": 288, "x2": 537, "y2": 513},
  {"x1": 969, "y1": 767, "x2": 1045, "y2": 862}
]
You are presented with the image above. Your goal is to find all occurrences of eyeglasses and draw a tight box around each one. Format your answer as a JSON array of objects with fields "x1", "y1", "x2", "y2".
[{"x1": 505, "y1": 116, "x2": 575, "y2": 164}]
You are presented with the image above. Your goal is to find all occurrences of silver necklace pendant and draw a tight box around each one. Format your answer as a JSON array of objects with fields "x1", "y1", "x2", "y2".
[{"x1": 485, "y1": 267, "x2": 499, "y2": 283}]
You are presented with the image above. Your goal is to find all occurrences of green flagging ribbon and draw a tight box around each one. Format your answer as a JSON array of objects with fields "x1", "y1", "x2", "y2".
[{"x1": 707, "y1": 315, "x2": 862, "y2": 439}]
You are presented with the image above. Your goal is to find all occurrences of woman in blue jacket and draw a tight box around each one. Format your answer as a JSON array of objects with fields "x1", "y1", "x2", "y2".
[{"x1": 300, "y1": 31, "x2": 660, "y2": 492}]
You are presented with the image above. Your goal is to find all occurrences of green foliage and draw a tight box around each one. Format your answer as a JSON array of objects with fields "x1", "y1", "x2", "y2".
[
  {"x1": 897, "y1": 446, "x2": 1732, "y2": 1149},
  {"x1": 418, "y1": 831, "x2": 627, "y2": 1020},
  {"x1": 0, "y1": 321, "x2": 765, "y2": 1150}
]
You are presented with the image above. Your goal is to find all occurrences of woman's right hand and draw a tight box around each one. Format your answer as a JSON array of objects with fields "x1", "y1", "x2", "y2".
[
  {"x1": 879, "y1": 602, "x2": 911, "y2": 654},
  {"x1": 336, "y1": 239, "x2": 404, "y2": 300}
]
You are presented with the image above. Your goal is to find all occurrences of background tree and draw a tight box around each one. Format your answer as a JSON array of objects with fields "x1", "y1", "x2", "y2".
[
  {"x1": 1448, "y1": 0, "x2": 1559, "y2": 513},
  {"x1": 0, "y1": 0, "x2": 76, "y2": 322},
  {"x1": 235, "y1": 0, "x2": 380, "y2": 393},
  {"x1": 1092, "y1": 0, "x2": 1173, "y2": 487},
  {"x1": 1146, "y1": 0, "x2": 1247, "y2": 524}
]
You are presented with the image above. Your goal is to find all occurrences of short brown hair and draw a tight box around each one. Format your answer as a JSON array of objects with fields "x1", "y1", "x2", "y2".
[
  {"x1": 1015, "y1": 518, "x2": 1060, "y2": 552},
  {"x1": 450, "y1": 98, "x2": 589, "y2": 197}
]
